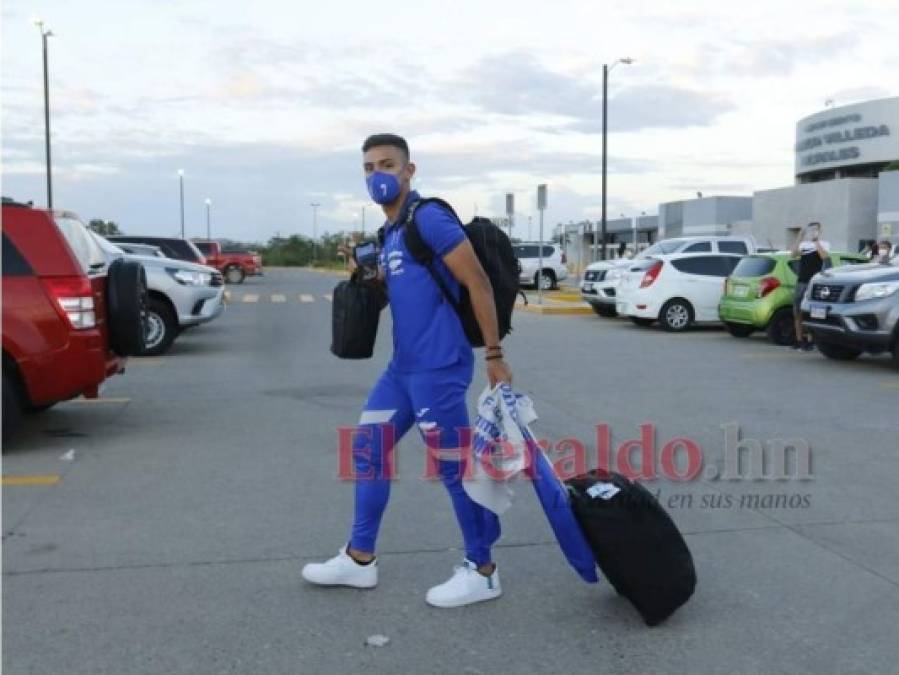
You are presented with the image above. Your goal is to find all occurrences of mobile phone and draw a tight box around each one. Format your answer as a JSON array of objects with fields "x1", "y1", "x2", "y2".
[{"x1": 353, "y1": 241, "x2": 379, "y2": 280}]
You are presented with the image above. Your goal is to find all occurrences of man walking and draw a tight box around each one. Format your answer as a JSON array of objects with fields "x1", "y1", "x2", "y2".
[
  {"x1": 302, "y1": 134, "x2": 513, "y2": 608},
  {"x1": 790, "y1": 221, "x2": 830, "y2": 351}
]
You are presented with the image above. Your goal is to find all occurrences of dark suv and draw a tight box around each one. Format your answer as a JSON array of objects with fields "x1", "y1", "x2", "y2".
[
  {"x1": 801, "y1": 259, "x2": 899, "y2": 366},
  {"x1": 2, "y1": 198, "x2": 147, "y2": 440},
  {"x1": 108, "y1": 236, "x2": 206, "y2": 265}
]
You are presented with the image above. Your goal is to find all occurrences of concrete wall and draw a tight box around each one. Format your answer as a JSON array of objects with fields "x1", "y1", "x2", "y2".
[
  {"x1": 659, "y1": 197, "x2": 753, "y2": 237},
  {"x1": 752, "y1": 178, "x2": 879, "y2": 251},
  {"x1": 878, "y1": 170, "x2": 899, "y2": 244}
]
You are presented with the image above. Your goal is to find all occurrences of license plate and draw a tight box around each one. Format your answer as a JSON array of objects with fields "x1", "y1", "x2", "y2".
[
  {"x1": 733, "y1": 285, "x2": 748, "y2": 298},
  {"x1": 810, "y1": 306, "x2": 827, "y2": 319},
  {"x1": 582, "y1": 282, "x2": 594, "y2": 291}
]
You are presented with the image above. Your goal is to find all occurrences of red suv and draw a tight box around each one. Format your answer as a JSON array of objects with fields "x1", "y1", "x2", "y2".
[{"x1": 2, "y1": 198, "x2": 147, "y2": 441}]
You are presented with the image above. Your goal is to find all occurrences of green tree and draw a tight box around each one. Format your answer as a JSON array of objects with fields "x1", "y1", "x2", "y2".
[{"x1": 88, "y1": 219, "x2": 121, "y2": 236}]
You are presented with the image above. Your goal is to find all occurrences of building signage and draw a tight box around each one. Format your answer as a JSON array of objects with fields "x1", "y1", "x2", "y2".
[
  {"x1": 796, "y1": 116, "x2": 890, "y2": 168},
  {"x1": 795, "y1": 98, "x2": 899, "y2": 175}
]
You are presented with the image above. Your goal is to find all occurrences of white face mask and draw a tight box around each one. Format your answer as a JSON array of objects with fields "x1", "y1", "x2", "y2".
[{"x1": 879, "y1": 248, "x2": 890, "y2": 257}]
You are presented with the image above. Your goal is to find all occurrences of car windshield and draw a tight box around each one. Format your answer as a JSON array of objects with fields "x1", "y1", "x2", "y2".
[
  {"x1": 90, "y1": 232, "x2": 126, "y2": 256},
  {"x1": 639, "y1": 240, "x2": 685, "y2": 257}
]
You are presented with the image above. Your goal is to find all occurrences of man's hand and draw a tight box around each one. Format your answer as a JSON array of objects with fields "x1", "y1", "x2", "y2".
[{"x1": 487, "y1": 358, "x2": 513, "y2": 388}]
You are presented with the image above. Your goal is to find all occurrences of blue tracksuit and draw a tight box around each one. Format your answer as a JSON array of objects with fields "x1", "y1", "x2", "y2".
[{"x1": 348, "y1": 191, "x2": 500, "y2": 565}]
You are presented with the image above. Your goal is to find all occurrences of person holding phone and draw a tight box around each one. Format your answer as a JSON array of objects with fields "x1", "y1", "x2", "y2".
[
  {"x1": 790, "y1": 221, "x2": 831, "y2": 351},
  {"x1": 302, "y1": 133, "x2": 513, "y2": 608}
]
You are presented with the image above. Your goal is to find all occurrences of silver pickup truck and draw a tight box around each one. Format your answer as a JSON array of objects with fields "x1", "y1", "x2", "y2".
[{"x1": 802, "y1": 257, "x2": 899, "y2": 366}]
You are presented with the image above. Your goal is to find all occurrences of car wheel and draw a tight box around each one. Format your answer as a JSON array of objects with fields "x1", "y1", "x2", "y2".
[
  {"x1": 816, "y1": 340, "x2": 862, "y2": 361},
  {"x1": 107, "y1": 259, "x2": 149, "y2": 356},
  {"x1": 629, "y1": 317, "x2": 655, "y2": 327},
  {"x1": 592, "y1": 304, "x2": 617, "y2": 318},
  {"x1": 766, "y1": 307, "x2": 796, "y2": 346},
  {"x1": 535, "y1": 270, "x2": 555, "y2": 291},
  {"x1": 143, "y1": 297, "x2": 178, "y2": 356},
  {"x1": 2, "y1": 370, "x2": 23, "y2": 443},
  {"x1": 660, "y1": 299, "x2": 693, "y2": 332},
  {"x1": 225, "y1": 265, "x2": 246, "y2": 284}
]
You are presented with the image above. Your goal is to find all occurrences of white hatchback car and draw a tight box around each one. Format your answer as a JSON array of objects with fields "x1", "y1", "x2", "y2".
[
  {"x1": 616, "y1": 252, "x2": 743, "y2": 331},
  {"x1": 581, "y1": 236, "x2": 755, "y2": 317},
  {"x1": 514, "y1": 242, "x2": 569, "y2": 290}
]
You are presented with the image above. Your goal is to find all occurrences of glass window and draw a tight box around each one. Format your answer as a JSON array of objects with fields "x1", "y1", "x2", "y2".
[
  {"x1": 514, "y1": 245, "x2": 540, "y2": 258},
  {"x1": 719, "y1": 241, "x2": 749, "y2": 254},
  {"x1": 732, "y1": 256, "x2": 776, "y2": 277},
  {"x1": 195, "y1": 242, "x2": 214, "y2": 255},
  {"x1": 640, "y1": 240, "x2": 686, "y2": 257},
  {"x1": 542, "y1": 245, "x2": 555, "y2": 257},
  {"x1": 672, "y1": 256, "x2": 732, "y2": 276},
  {"x1": 682, "y1": 241, "x2": 712, "y2": 252},
  {"x1": 54, "y1": 216, "x2": 106, "y2": 273},
  {"x1": 2, "y1": 234, "x2": 33, "y2": 276}
]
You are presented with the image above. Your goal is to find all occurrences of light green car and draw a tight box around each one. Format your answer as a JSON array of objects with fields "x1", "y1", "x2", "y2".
[{"x1": 718, "y1": 251, "x2": 869, "y2": 344}]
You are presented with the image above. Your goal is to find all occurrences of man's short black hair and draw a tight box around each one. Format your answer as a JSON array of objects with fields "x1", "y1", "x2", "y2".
[{"x1": 362, "y1": 133, "x2": 409, "y2": 159}]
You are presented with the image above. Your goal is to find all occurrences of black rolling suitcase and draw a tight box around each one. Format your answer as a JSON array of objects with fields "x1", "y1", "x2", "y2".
[{"x1": 565, "y1": 469, "x2": 696, "y2": 626}]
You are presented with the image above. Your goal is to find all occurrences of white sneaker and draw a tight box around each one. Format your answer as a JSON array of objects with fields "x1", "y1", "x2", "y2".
[
  {"x1": 301, "y1": 547, "x2": 378, "y2": 589},
  {"x1": 425, "y1": 559, "x2": 502, "y2": 608}
]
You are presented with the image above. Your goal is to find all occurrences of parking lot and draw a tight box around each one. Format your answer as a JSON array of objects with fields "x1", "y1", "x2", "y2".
[{"x1": 3, "y1": 267, "x2": 899, "y2": 674}]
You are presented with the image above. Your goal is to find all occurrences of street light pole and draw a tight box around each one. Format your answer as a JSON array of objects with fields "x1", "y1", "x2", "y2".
[
  {"x1": 310, "y1": 202, "x2": 320, "y2": 262},
  {"x1": 178, "y1": 169, "x2": 185, "y2": 239},
  {"x1": 35, "y1": 20, "x2": 54, "y2": 210},
  {"x1": 205, "y1": 198, "x2": 212, "y2": 240},
  {"x1": 599, "y1": 57, "x2": 633, "y2": 261}
]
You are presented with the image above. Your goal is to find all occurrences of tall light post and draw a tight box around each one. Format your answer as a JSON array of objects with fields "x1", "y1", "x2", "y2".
[
  {"x1": 34, "y1": 19, "x2": 54, "y2": 209},
  {"x1": 310, "y1": 202, "x2": 321, "y2": 262},
  {"x1": 178, "y1": 169, "x2": 185, "y2": 238},
  {"x1": 205, "y1": 198, "x2": 212, "y2": 240},
  {"x1": 599, "y1": 57, "x2": 634, "y2": 261}
]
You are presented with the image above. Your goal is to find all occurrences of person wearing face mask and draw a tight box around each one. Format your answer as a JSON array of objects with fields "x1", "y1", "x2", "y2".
[
  {"x1": 790, "y1": 221, "x2": 831, "y2": 351},
  {"x1": 302, "y1": 134, "x2": 513, "y2": 608}
]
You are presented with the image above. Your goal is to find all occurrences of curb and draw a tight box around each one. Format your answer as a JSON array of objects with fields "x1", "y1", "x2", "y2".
[{"x1": 516, "y1": 302, "x2": 594, "y2": 315}]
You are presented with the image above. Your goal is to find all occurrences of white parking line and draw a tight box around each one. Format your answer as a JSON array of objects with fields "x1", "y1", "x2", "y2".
[
  {"x1": 299, "y1": 294, "x2": 315, "y2": 303},
  {"x1": 323, "y1": 294, "x2": 333, "y2": 302},
  {"x1": 271, "y1": 294, "x2": 286, "y2": 303},
  {"x1": 242, "y1": 294, "x2": 259, "y2": 303}
]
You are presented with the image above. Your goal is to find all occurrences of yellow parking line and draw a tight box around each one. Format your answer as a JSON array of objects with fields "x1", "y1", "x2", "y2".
[
  {"x1": 271, "y1": 294, "x2": 286, "y2": 303},
  {"x1": 66, "y1": 397, "x2": 131, "y2": 404},
  {"x1": 2, "y1": 475, "x2": 61, "y2": 486},
  {"x1": 323, "y1": 294, "x2": 333, "y2": 302},
  {"x1": 224, "y1": 290, "x2": 232, "y2": 302},
  {"x1": 242, "y1": 294, "x2": 259, "y2": 303},
  {"x1": 299, "y1": 294, "x2": 315, "y2": 303}
]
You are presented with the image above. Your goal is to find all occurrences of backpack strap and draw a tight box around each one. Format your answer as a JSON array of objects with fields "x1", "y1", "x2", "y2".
[{"x1": 403, "y1": 199, "x2": 464, "y2": 314}]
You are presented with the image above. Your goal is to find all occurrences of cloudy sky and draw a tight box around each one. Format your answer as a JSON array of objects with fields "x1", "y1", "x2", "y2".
[{"x1": 3, "y1": 0, "x2": 898, "y2": 243}]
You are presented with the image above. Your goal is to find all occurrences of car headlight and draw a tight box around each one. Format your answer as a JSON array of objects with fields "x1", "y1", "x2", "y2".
[
  {"x1": 606, "y1": 269, "x2": 621, "y2": 281},
  {"x1": 167, "y1": 268, "x2": 211, "y2": 286},
  {"x1": 854, "y1": 280, "x2": 899, "y2": 301}
]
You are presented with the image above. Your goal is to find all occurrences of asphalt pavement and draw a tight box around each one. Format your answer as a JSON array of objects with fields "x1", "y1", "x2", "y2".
[{"x1": 3, "y1": 267, "x2": 898, "y2": 674}]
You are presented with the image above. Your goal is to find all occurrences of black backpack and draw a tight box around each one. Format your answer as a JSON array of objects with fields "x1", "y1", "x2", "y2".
[{"x1": 378, "y1": 198, "x2": 519, "y2": 348}]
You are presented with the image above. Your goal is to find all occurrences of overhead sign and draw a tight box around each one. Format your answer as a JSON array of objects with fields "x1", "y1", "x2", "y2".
[{"x1": 795, "y1": 97, "x2": 899, "y2": 176}]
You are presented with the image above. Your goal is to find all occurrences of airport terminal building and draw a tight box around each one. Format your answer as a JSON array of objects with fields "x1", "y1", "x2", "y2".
[{"x1": 560, "y1": 96, "x2": 898, "y2": 271}]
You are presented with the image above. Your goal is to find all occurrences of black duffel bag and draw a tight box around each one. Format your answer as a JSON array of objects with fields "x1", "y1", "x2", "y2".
[
  {"x1": 330, "y1": 278, "x2": 387, "y2": 359},
  {"x1": 565, "y1": 469, "x2": 697, "y2": 626}
]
